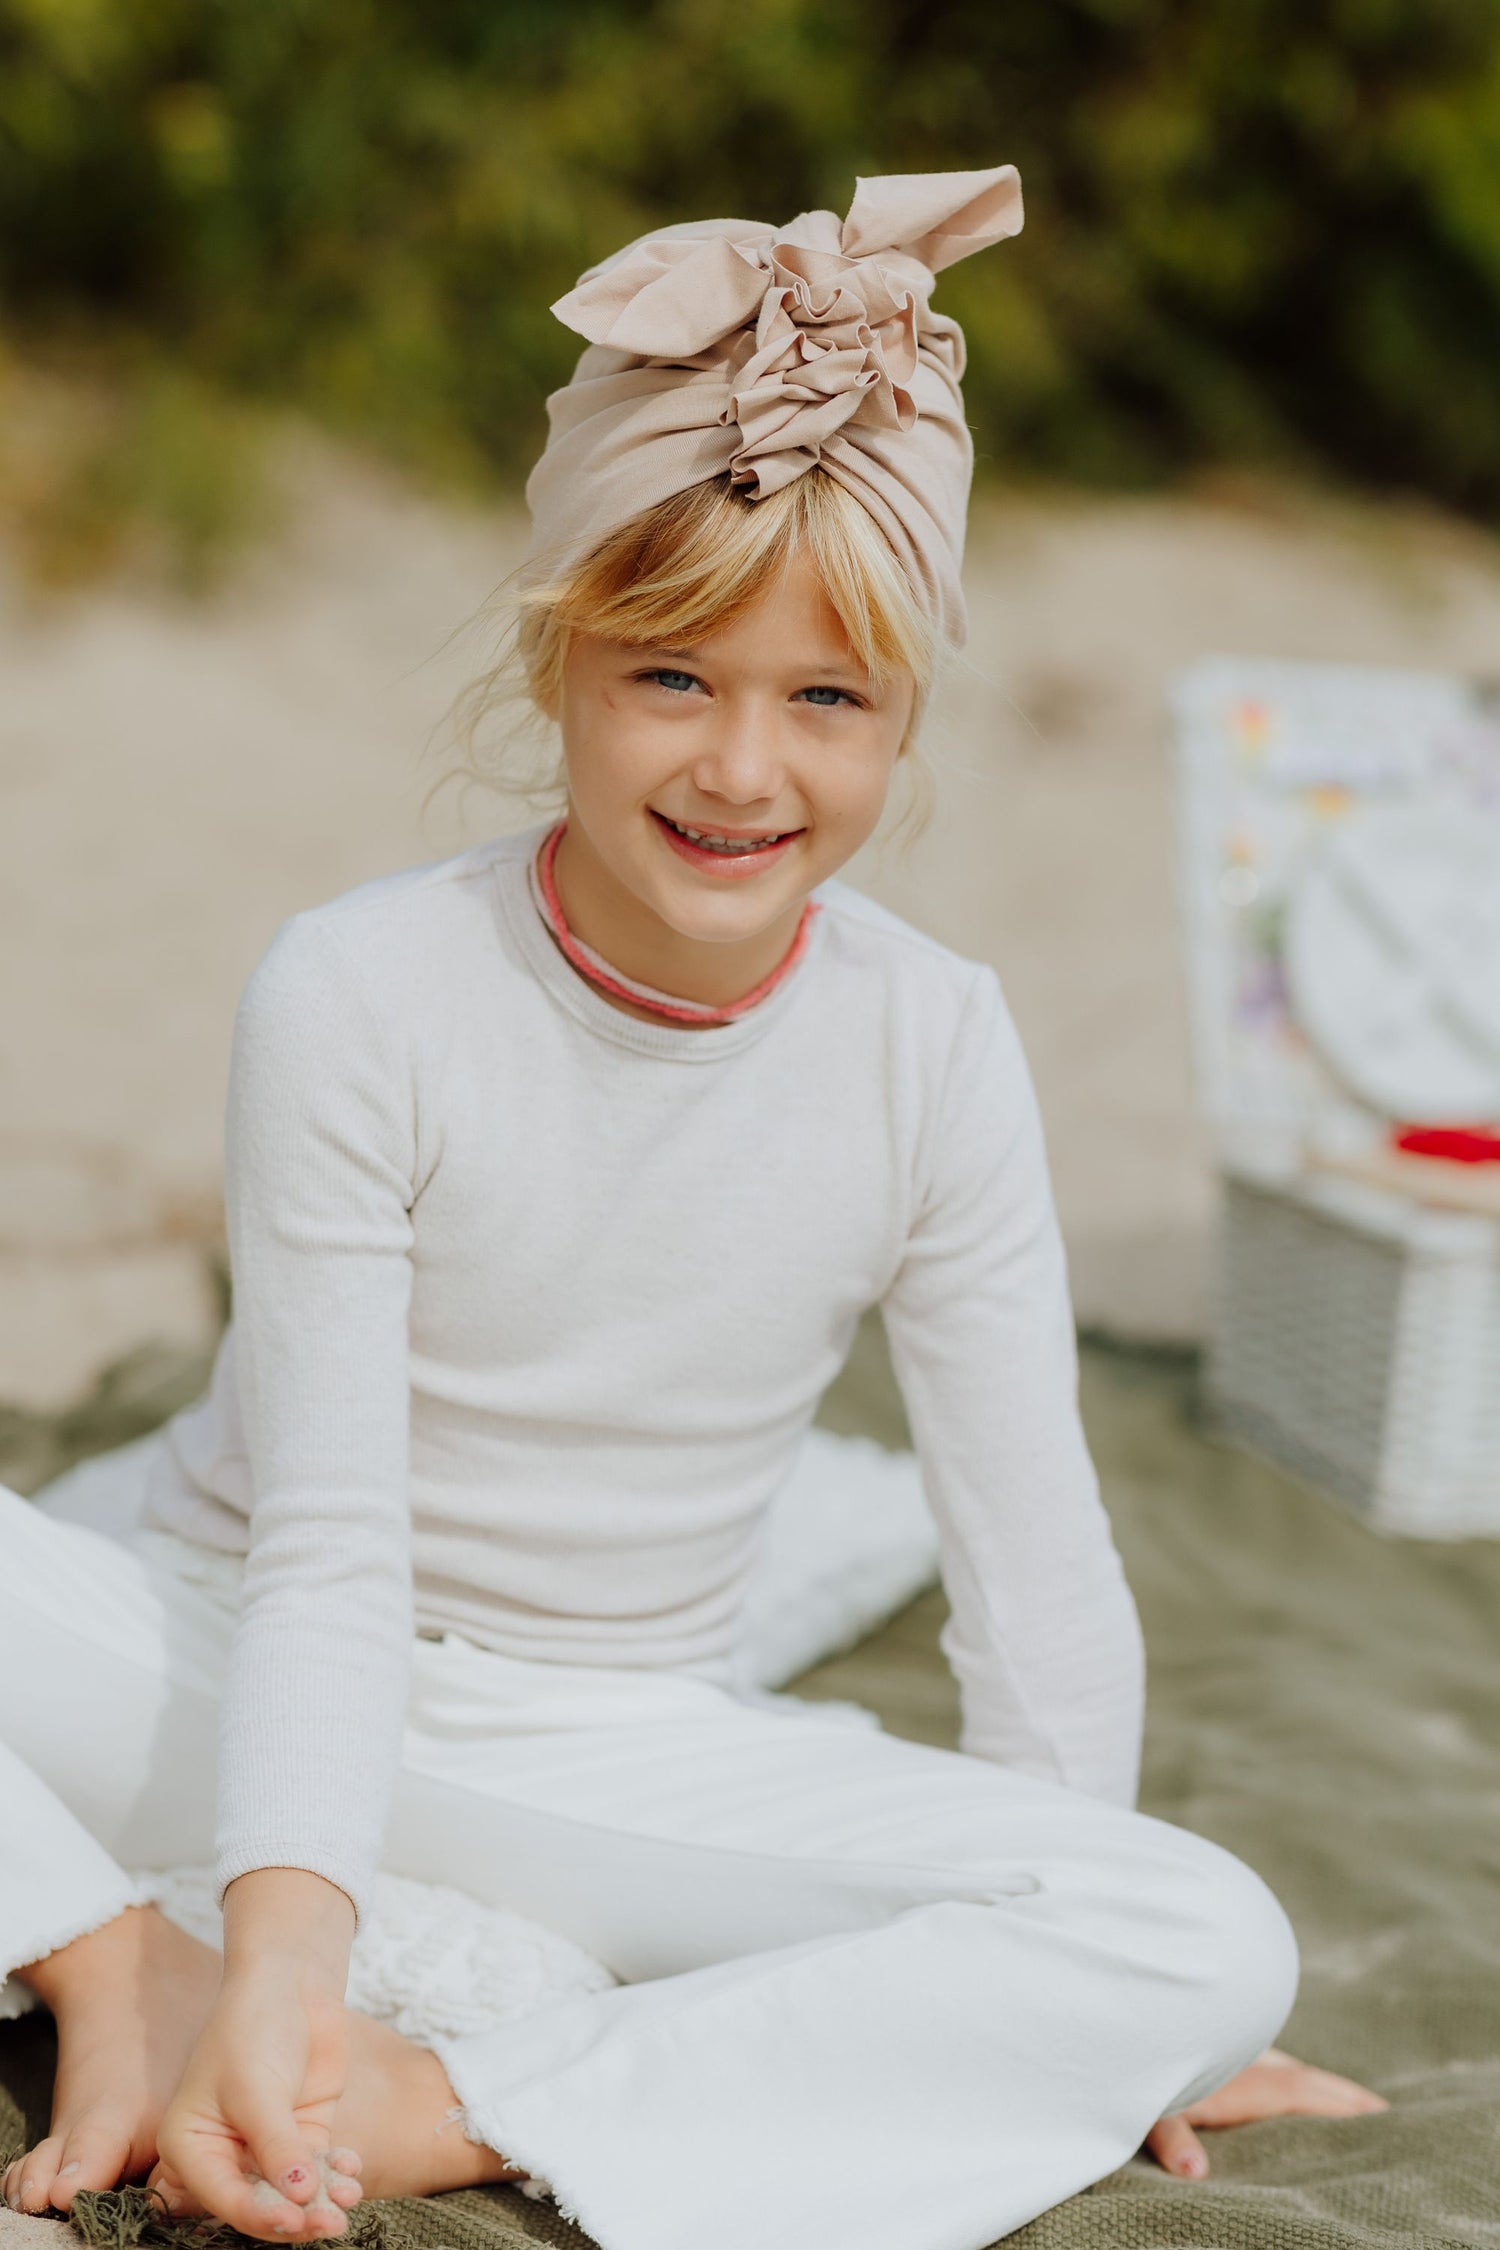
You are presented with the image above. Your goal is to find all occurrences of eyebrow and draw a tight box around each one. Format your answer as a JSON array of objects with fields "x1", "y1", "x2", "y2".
[{"x1": 626, "y1": 643, "x2": 870, "y2": 681}]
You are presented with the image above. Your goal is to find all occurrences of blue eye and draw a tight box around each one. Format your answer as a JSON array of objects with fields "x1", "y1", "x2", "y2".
[
  {"x1": 648, "y1": 669, "x2": 700, "y2": 694},
  {"x1": 798, "y1": 686, "x2": 852, "y2": 707}
]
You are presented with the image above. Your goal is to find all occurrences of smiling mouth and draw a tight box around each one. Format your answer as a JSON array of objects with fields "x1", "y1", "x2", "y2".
[{"x1": 651, "y1": 809, "x2": 804, "y2": 857}]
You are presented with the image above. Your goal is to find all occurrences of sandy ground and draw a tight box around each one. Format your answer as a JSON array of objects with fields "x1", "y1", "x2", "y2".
[
  {"x1": 5, "y1": 428, "x2": 1500, "y2": 1406},
  {"x1": 0, "y1": 2216, "x2": 62, "y2": 2250}
]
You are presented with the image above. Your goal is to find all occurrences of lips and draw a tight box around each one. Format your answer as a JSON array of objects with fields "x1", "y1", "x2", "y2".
[{"x1": 649, "y1": 807, "x2": 803, "y2": 876}]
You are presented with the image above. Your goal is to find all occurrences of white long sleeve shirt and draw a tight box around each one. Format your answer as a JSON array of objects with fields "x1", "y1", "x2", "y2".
[{"x1": 144, "y1": 819, "x2": 1145, "y2": 1924}]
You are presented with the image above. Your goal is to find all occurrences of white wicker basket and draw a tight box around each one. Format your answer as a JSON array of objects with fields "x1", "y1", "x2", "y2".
[
  {"x1": 1173, "y1": 654, "x2": 1500, "y2": 1536},
  {"x1": 1207, "y1": 1156, "x2": 1500, "y2": 1537}
]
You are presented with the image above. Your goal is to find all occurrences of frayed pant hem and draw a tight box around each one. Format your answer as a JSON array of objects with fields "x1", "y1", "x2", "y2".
[
  {"x1": 0, "y1": 1878, "x2": 156, "y2": 2019},
  {"x1": 427, "y1": 2042, "x2": 586, "y2": 2229}
]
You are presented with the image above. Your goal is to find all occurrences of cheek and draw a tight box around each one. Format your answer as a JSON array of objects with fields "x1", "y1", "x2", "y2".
[
  {"x1": 561, "y1": 692, "x2": 680, "y2": 803},
  {"x1": 807, "y1": 728, "x2": 902, "y2": 824}
]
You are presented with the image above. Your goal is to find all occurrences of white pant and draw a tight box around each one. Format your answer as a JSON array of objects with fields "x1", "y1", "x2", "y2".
[{"x1": 0, "y1": 1480, "x2": 1299, "y2": 2250}]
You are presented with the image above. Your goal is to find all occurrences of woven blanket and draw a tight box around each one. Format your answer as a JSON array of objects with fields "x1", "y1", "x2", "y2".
[{"x1": 4, "y1": 1342, "x2": 1500, "y2": 2250}]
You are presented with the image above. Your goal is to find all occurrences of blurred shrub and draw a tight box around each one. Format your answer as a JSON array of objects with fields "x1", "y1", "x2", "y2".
[
  {"x1": 0, "y1": 343, "x2": 280, "y2": 590},
  {"x1": 2, "y1": 0, "x2": 1499, "y2": 582}
]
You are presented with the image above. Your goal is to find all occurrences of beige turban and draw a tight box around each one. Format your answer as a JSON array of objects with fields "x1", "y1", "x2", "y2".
[{"x1": 524, "y1": 166, "x2": 1024, "y2": 649}]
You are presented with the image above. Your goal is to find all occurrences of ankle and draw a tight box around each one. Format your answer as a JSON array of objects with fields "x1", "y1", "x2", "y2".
[{"x1": 15, "y1": 1904, "x2": 152, "y2": 2011}]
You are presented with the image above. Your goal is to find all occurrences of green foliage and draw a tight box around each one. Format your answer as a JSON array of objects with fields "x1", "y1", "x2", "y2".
[{"x1": 2, "y1": 0, "x2": 1500, "y2": 580}]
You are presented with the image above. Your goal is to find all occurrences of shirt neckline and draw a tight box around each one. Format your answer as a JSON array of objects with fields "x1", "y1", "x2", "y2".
[{"x1": 494, "y1": 819, "x2": 827, "y2": 1061}]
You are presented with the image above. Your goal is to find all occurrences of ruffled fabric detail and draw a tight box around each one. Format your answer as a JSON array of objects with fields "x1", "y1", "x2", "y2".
[
  {"x1": 528, "y1": 166, "x2": 1024, "y2": 646},
  {"x1": 134, "y1": 1867, "x2": 617, "y2": 2047},
  {"x1": 551, "y1": 169, "x2": 1022, "y2": 501}
]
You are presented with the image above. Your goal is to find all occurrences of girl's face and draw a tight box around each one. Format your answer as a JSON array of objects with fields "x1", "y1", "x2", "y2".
[{"x1": 551, "y1": 552, "x2": 915, "y2": 997}]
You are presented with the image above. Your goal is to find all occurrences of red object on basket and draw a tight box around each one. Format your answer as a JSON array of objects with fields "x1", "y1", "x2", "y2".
[{"x1": 1392, "y1": 1125, "x2": 1500, "y2": 1165}]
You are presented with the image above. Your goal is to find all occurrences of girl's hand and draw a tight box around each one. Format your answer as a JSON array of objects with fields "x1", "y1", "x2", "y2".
[
  {"x1": 149, "y1": 1959, "x2": 363, "y2": 2239},
  {"x1": 1143, "y1": 2045, "x2": 1389, "y2": 2178},
  {"x1": 149, "y1": 1869, "x2": 363, "y2": 2241}
]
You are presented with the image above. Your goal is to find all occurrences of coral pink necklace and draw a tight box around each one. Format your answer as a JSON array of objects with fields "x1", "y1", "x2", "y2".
[{"x1": 534, "y1": 818, "x2": 821, "y2": 1028}]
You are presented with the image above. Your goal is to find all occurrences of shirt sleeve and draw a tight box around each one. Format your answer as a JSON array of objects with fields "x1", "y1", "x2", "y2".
[
  {"x1": 879, "y1": 964, "x2": 1145, "y2": 1808},
  {"x1": 213, "y1": 913, "x2": 418, "y2": 1929}
]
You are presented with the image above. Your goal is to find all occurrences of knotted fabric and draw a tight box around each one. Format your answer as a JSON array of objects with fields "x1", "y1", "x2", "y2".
[{"x1": 525, "y1": 166, "x2": 1024, "y2": 648}]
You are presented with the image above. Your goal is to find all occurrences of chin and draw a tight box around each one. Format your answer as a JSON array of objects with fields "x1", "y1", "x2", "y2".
[{"x1": 657, "y1": 890, "x2": 784, "y2": 940}]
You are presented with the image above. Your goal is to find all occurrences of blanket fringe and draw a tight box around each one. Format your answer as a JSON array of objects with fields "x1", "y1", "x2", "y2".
[
  {"x1": 66, "y1": 2183, "x2": 553, "y2": 2250},
  {"x1": 69, "y1": 2185, "x2": 239, "y2": 2249}
]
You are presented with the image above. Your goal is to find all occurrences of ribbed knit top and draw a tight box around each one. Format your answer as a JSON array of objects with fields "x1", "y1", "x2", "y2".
[{"x1": 144, "y1": 820, "x2": 1144, "y2": 1924}]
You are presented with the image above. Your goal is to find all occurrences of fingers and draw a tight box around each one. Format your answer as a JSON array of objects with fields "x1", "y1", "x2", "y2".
[
  {"x1": 152, "y1": 2148, "x2": 356, "y2": 2241},
  {"x1": 156, "y1": 2121, "x2": 344, "y2": 2242},
  {"x1": 146, "y1": 2163, "x2": 200, "y2": 2222},
  {"x1": 1142, "y1": 2113, "x2": 1209, "y2": 2179},
  {"x1": 324, "y1": 2148, "x2": 364, "y2": 2209},
  {"x1": 249, "y1": 2162, "x2": 355, "y2": 2238},
  {"x1": 254, "y1": 2137, "x2": 329, "y2": 2208},
  {"x1": 228, "y1": 2076, "x2": 332, "y2": 2208},
  {"x1": 189, "y1": 2068, "x2": 327, "y2": 2219}
]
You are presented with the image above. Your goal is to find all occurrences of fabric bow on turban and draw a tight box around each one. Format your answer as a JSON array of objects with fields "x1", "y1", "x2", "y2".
[{"x1": 524, "y1": 167, "x2": 1024, "y2": 648}]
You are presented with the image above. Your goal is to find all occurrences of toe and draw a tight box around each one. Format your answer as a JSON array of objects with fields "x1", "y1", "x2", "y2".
[
  {"x1": 13, "y1": 2137, "x2": 66, "y2": 2214},
  {"x1": 48, "y1": 2121, "x2": 136, "y2": 2210}
]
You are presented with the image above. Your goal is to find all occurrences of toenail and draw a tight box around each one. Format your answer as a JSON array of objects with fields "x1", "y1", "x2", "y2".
[{"x1": 60, "y1": 2162, "x2": 81, "y2": 2178}]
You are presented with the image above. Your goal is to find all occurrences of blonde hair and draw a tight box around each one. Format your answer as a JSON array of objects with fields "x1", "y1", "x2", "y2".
[{"x1": 434, "y1": 470, "x2": 942, "y2": 852}]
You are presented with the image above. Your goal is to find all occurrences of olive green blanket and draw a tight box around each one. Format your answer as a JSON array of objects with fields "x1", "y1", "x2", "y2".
[{"x1": 5, "y1": 1343, "x2": 1499, "y2": 2249}]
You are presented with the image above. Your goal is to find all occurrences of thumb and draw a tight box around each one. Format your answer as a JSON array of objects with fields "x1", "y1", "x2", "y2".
[
  {"x1": 233, "y1": 2087, "x2": 329, "y2": 2207},
  {"x1": 157, "y1": 2103, "x2": 328, "y2": 2242},
  {"x1": 250, "y1": 2137, "x2": 328, "y2": 2209}
]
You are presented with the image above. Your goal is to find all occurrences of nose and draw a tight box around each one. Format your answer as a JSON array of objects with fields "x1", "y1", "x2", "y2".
[{"x1": 689, "y1": 697, "x2": 788, "y2": 809}]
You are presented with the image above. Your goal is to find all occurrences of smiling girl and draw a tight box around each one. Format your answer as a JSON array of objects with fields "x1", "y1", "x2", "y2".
[{"x1": 1, "y1": 167, "x2": 1382, "y2": 2250}]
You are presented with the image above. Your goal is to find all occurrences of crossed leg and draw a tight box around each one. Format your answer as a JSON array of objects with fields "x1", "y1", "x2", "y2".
[{"x1": 0, "y1": 1484, "x2": 1301, "y2": 2250}]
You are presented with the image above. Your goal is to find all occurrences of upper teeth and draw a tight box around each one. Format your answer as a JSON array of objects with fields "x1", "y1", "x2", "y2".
[{"x1": 668, "y1": 819, "x2": 785, "y2": 853}]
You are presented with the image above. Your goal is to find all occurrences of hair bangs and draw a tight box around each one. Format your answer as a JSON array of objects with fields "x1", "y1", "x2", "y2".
[
  {"x1": 433, "y1": 468, "x2": 941, "y2": 854},
  {"x1": 517, "y1": 472, "x2": 936, "y2": 717}
]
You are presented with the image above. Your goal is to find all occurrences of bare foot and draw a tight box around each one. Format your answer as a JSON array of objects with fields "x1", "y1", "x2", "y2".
[
  {"x1": 331, "y1": 2009, "x2": 527, "y2": 2202},
  {"x1": 1144, "y1": 2044, "x2": 1390, "y2": 2179},
  {"x1": 147, "y1": 2007, "x2": 524, "y2": 2233},
  {"x1": 2, "y1": 1905, "x2": 221, "y2": 2217}
]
